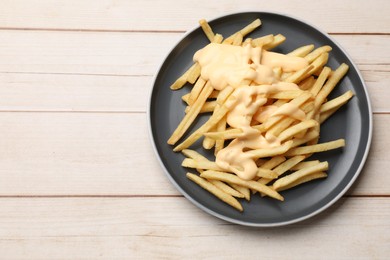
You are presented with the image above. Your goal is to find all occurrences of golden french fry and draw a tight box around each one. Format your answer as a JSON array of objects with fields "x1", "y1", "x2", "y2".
[
  {"x1": 214, "y1": 116, "x2": 227, "y2": 155},
  {"x1": 285, "y1": 139, "x2": 345, "y2": 156},
  {"x1": 188, "y1": 77, "x2": 206, "y2": 106},
  {"x1": 185, "y1": 101, "x2": 216, "y2": 114},
  {"x1": 267, "y1": 101, "x2": 314, "y2": 137},
  {"x1": 304, "y1": 45, "x2": 332, "y2": 63},
  {"x1": 169, "y1": 67, "x2": 191, "y2": 90},
  {"x1": 181, "y1": 149, "x2": 209, "y2": 161},
  {"x1": 310, "y1": 66, "x2": 331, "y2": 96},
  {"x1": 276, "y1": 172, "x2": 327, "y2": 191},
  {"x1": 284, "y1": 65, "x2": 314, "y2": 84},
  {"x1": 258, "y1": 155, "x2": 306, "y2": 186},
  {"x1": 202, "y1": 135, "x2": 216, "y2": 149},
  {"x1": 173, "y1": 105, "x2": 230, "y2": 151},
  {"x1": 320, "y1": 106, "x2": 339, "y2": 124},
  {"x1": 260, "y1": 156, "x2": 287, "y2": 170},
  {"x1": 201, "y1": 170, "x2": 284, "y2": 201},
  {"x1": 320, "y1": 90, "x2": 354, "y2": 113},
  {"x1": 299, "y1": 76, "x2": 316, "y2": 91},
  {"x1": 262, "y1": 92, "x2": 313, "y2": 131},
  {"x1": 182, "y1": 158, "x2": 222, "y2": 171},
  {"x1": 278, "y1": 119, "x2": 318, "y2": 142},
  {"x1": 314, "y1": 63, "x2": 349, "y2": 111},
  {"x1": 187, "y1": 63, "x2": 201, "y2": 84},
  {"x1": 252, "y1": 34, "x2": 274, "y2": 47},
  {"x1": 187, "y1": 173, "x2": 243, "y2": 211},
  {"x1": 246, "y1": 140, "x2": 293, "y2": 159},
  {"x1": 208, "y1": 179, "x2": 245, "y2": 198},
  {"x1": 291, "y1": 129, "x2": 319, "y2": 148},
  {"x1": 290, "y1": 160, "x2": 321, "y2": 171},
  {"x1": 257, "y1": 168, "x2": 279, "y2": 179},
  {"x1": 307, "y1": 52, "x2": 329, "y2": 75},
  {"x1": 268, "y1": 90, "x2": 304, "y2": 99},
  {"x1": 230, "y1": 184, "x2": 250, "y2": 201},
  {"x1": 224, "y1": 19, "x2": 261, "y2": 45},
  {"x1": 263, "y1": 34, "x2": 286, "y2": 50},
  {"x1": 168, "y1": 82, "x2": 213, "y2": 145},
  {"x1": 199, "y1": 19, "x2": 215, "y2": 42},
  {"x1": 273, "y1": 162, "x2": 328, "y2": 190},
  {"x1": 287, "y1": 44, "x2": 315, "y2": 57}
]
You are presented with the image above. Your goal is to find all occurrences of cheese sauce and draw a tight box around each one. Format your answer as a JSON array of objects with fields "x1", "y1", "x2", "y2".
[{"x1": 194, "y1": 42, "x2": 308, "y2": 180}]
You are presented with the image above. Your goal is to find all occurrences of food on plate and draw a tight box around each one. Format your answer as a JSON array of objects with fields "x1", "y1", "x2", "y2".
[{"x1": 167, "y1": 18, "x2": 353, "y2": 211}]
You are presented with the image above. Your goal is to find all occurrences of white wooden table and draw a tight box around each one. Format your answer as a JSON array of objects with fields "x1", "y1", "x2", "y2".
[{"x1": 0, "y1": 1, "x2": 389, "y2": 258}]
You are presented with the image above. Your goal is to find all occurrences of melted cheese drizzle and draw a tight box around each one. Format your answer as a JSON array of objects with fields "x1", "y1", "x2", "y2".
[{"x1": 193, "y1": 43, "x2": 309, "y2": 180}]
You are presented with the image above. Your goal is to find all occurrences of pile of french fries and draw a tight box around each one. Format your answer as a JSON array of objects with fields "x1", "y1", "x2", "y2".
[{"x1": 167, "y1": 18, "x2": 353, "y2": 212}]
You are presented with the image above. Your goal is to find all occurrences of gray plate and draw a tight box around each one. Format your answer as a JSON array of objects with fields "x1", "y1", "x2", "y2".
[{"x1": 148, "y1": 12, "x2": 372, "y2": 227}]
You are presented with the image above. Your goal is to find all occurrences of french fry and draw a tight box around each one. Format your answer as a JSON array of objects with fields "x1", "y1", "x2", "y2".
[
  {"x1": 290, "y1": 129, "x2": 319, "y2": 148},
  {"x1": 278, "y1": 119, "x2": 318, "y2": 142},
  {"x1": 168, "y1": 82, "x2": 213, "y2": 145},
  {"x1": 252, "y1": 34, "x2": 274, "y2": 47},
  {"x1": 182, "y1": 158, "x2": 222, "y2": 171},
  {"x1": 187, "y1": 63, "x2": 201, "y2": 84},
  {"x1": 246, "y1": 140, "x2": 293, "y2": 159},
  {"x1": 299, "y1": 76, "x2": 316, "y2": 91},
  {"x1": 320, "y1": 90, "x2": 354, "y2": 113},
  {"x1": 188, "y1": 77, "x2": 206, "y2": 106},
  {"x1": 230, "y1": 184, "x2": 250, "y2": 201},
  {"x1": 268, "y1": 90, "x2": 304, "y2": 99},
  {"x1": 287, "y1": 44, "x2": 315, "y2": 57},
  {"x1": 263, "y1": 34, "x2": 286, "y2": 50},
  {"x1": 285, "y1": 139, "x2": 345, "y2": 156},
  {"x1": 276, "y1": 172, "x2": 327, "y2": 192},
  {"x1": 260, "y1": 156, "x2": 287, "y2": 170},
  {"x1": 320, "y1": 106, "x2": 340, "y2": 124},
  {"x1": 284, "y1": 65, "x2": 314, "y2": 84},
  {"x1": 290, "y1": 160, "x2": 321, "y2": 171},
  {"x1": 182, "y1": 149, "x2": 209, "y2": 161},
  {"x1": 314, "y1": 63, "x2": 349, "y2": 111},
  {"x1": 304, "y1": 45, "x2": 332, "y2": 63},
  {"x1": 214, "y1": 116, "x2": 227, "y2": 155},
  {"x1": 169, "y1": 66, "x2": 192, "y2": 90},
  {"x1": 258, "y1": 155, "x2": 305, "y2": 186},
  {"x1": 310, "y1": 66, "x2": 331, "y2": 96},
  {"x1": 224, "y1": 19, "x2": 261, "y2": 45},
  {"x1": 199, "y1": 19, "x2": 215, "y2": 42},
  {"x1": 173, "y1": 104, "x2": 230, "y2": 151},
  {"x1": 257, "y1": 168, "x2": 279, "y2": 179},
  {"x1": 185, "y1": 100, "x2": 216, "y2": 114},
  {"x1": 201, "y1": 170, "x2": 284, "y2": 201},
  {"x1": 187, "y1": 173, "x2": 243, "y2": 211},
  {"x1": 273, "y1": 162, "x2": 328, "y2": 190},
  {"x1": 208, "y1": 179, "x2": 245, "y2": 198}
]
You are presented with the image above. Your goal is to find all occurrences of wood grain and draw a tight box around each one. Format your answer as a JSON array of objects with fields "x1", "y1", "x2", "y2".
[
  {"x1": 0, "y1": 197, "x2": 388, "y2": 258},
  {"x1": 0, "y1": 68, "x2": 388, "y2": 113},
  {"x1": 0, "y1": 113, "x2": 386, "y2": 196},
  {"x1": 0, "y1": 0, "x2": 389, "y2": 33},
  {"x1": 0, "y1": 1, "x2": 388, "y2": 258},
  {"x1": 0, "y1": 31, "x2": 388, "y2": 76}
]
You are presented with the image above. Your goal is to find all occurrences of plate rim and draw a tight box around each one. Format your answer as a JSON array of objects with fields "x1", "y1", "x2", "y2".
[{"x1": 147, "y1": 11, "x2": 373, "y2": 227}]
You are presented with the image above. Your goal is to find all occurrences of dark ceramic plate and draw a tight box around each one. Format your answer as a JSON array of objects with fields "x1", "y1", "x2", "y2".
[{"x1": 148, "y1": 12, "x2": 372, "y2": 226}]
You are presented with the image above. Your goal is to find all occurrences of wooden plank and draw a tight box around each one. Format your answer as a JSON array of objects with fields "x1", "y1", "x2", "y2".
[
  {"x1": 0, "y1": 31, "x2": 388, "y2": 75},
  {"x1": 0, "y1": 73, "x2": 150, "y2": 112},
  {"x1": 0, "y1": 68, "x2": 387, "y2": 113},
  {"x1": 0, "y1": 197, "x2": 388, "y2": 258},
  {"x1": 0, "y1": 0, "x2": 388, "y2": 33},
  {"x1": 0, "y1": 112, "x2": 386, "y2": 196}
]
